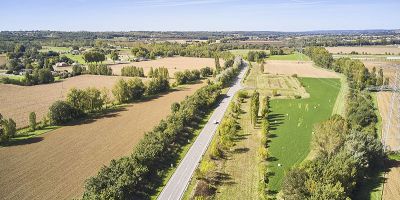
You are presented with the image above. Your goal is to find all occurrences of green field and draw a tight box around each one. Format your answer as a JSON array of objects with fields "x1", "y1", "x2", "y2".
[
  {"x1": 267, "y1": 78, "x2": 340, "y2": 192},
  {"x1": 65, "y1": 53, "x2": 86, "y2": 64},
  {"x1": 229, "y1": 49, "x2": 269, "y2": 57},
  {"x1": 267, "y1": 52, "x2": 310, "y2": 61},
  {"x1": 40, "y1": 46, "x2": 71, "y2": 53}
]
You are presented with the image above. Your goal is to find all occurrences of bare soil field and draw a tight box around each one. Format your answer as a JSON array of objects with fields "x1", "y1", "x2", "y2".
[
  {"x1": 109, "y1": 57, "x2": 223, "y2": 77},
  {"x1": 263, "y1": 60, "x2": 339, "y2": 78},
  {"x1": 376, "y1": 92, "x2": 400, "y2": 200},
  {"x1": 0, "y1": 75, "x2": 135, "y2": 128},
  {"x1": 0, "y1": 82, "x2": 204, "y2": 200},
  {"x1": 326, "y1": 46, "x2": 400, "y2": 55}
]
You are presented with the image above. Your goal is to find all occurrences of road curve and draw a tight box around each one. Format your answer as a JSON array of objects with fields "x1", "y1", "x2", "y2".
[{"x1": 157, "y1": 64, "x2": 248, "y2": 200}]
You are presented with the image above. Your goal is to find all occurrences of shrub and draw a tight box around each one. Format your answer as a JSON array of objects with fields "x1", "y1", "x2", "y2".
[
  {"x1": 48, "y1": 101, "x2": 82, "y2": 125},
  {"x1": 121, "y1": 66, "x2": 144, "y2": 77},
  {"x1": 29, "y1": 112, "x2": 37, "y2": 131},
  {"x1": 0, "y1": 116, "x2": 16, "y2": 143}
]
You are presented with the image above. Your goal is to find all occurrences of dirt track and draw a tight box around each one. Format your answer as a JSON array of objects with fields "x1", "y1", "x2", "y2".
[
  {"x1": 376, "y1": 92, "x2": 400, "y2": 200},
  {"x1": 0, "y1": 82, "x2": 204, "y2": 200},
  {"x1": 264, "y1": 60, "x2": 339, "y2": 78}
]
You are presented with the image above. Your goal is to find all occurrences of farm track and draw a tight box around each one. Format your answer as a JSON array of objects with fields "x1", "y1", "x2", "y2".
[
  {"x1": 376, "y1": 92, "x2": 400, "y2": 200},
  {"x1": 0, "y1": 82, "x2": 204, "y2": 200}
]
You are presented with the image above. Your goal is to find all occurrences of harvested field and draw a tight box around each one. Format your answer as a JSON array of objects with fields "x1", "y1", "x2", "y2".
[
  {"x1": 362, "y1": 60, "x2": 400, "y2": 83},
  {"x1": 263, "y1": 60, "x2": 339, "y2": 78},
  {"x1": 326, "y1": 46, "x2": 400, "y2": 55},
  {"x1": 376, "y1": 92, "x2": 400, "y2": 200},
  {"x1": 109, "y1": 57, "x2": 223, "y2": 77},
  {"x1": 0, "y1": 82, "x2": 204, "y2": 200},
  {"x1": 0, "y1": 75, "x2": 135, "y2": 128}
]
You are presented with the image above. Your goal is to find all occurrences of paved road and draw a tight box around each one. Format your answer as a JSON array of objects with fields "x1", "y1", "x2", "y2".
[{"x1": 157, "y1": 64, "x2": 248, "y2": 200}]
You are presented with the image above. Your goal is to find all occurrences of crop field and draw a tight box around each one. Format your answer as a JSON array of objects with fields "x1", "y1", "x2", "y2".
[
  {"x1": 264, "y1": 60, "x2": 339, "y2": 78},
  {"x1": 109, "y1": 57, "x2": 223, "y2": 77},
  {"x1": 0, "y1": 82, "x2": 204, "y2": 200},
  {"x1": 326, "y1": 45, "x2": 400, "y2": 55},
  {"x1": 268, "y1": 78, "x2": 340, "y2": 191},
  {"x1": 267, "y1": 52, "x2": 310, "y2": 61},
  {"x1": 0, "y1": 75, "x2": 135, "y2": 128}
]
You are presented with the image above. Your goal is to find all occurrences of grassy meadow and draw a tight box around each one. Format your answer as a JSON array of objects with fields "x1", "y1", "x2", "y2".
[{"x1": 267, "y1": 78, "x2": 340, "y2": 192}]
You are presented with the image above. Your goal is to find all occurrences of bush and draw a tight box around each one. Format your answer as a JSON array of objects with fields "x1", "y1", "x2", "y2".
[
  {"x1": 87, "y1": 63, "x2": 112, "y2": 75},
  {"x1": 72, "y1": 65, "x2": 84, "y2": 76},
  {"x1": 29, "y1": 112, "x2": 37, "y2": 131},
  {"x1": 200, "y1": 67, "x2": 213, "y2": 78},
  {"x1": 48, "y1": 101, "x2": 82, "y2": 125},
  {"x1": 0, "y1": 116, "x2": 16, "y2": 143}
]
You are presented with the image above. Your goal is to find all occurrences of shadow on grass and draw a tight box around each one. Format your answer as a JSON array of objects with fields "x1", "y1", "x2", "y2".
[
  {"x1": 352, "y1": 158, "x2": 397, "y2": 200},
  {"x1": 233, "y1": 147, "x2": 250, "y2": 154},
  {"x1": 268, "y1": 113, "x2": 285, "y2": 131},
  {"x1": 1, "y1": 137, "x2": 44, "y2": 147}
]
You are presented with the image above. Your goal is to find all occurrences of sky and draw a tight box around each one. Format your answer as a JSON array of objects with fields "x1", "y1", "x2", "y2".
[{"x1": 1, "y1": 0, "x2": 399, "y2": 32}]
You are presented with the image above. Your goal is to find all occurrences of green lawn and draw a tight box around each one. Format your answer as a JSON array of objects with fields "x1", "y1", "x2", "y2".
[
  {"x1": 268, "y1": 78, "x2": 340, "y2": 192},
  {"x1": 267, "y1": 52, "x2": 310, "y2": 61}
]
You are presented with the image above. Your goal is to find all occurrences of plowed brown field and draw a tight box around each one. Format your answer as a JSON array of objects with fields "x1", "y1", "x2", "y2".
[
  {"x1": 0, "y1": 82, "x2": 204, "y2": 200},
  {"x1": 109, "y1": 57, "x2": 223, "y2": 77},
  {"x1": 263, "y1": 60, "x2": 339, "y2": 78},
  {"x1": 0, "y1": 75, "x2": 134, "y2": 128},
  {"x1": 326, "y1": 46, "x2": 400, "y2": 55}
]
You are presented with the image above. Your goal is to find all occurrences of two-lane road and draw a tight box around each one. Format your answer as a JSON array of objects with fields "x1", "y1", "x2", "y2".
[{"x1": 157, "y1": 64, "x2": 248, "y2": 200}]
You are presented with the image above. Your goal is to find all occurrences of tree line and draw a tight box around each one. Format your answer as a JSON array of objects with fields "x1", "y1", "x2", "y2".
[
  {"x1": 281, "y1": 47, "x2": 385, "y2": 199},
  {"x1": 82, "y1": 57, "x2": 244, "y2": 199}
]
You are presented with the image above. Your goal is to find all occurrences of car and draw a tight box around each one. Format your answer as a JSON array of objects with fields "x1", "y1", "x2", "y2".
[{"x1": 213, "y1": 120, "x2": 219, "y2": 124}]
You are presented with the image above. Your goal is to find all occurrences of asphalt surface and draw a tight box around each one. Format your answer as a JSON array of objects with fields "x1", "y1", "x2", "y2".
[{"x1": 157, "y1": 64, "x2": 248, "y2": 200}]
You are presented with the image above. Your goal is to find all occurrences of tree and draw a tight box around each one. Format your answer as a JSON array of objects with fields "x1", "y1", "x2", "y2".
[
  {"x1": 282, "y1": 168, "x2": 310, "y2": 200},
  {"x1": 48, "y1": 101, "x2": 82, "y2": 125},
  {"x1": 110, "y1": 51, "x2": 119, "y2": 63},
  {"x1": 112, "y1": 79, "x2": 131, "y2": 104},
  {"x1": 250, "y1": 91, "x2": 260, "y2": 126},
  {"x1": 127, "y1": 78, "x2": 145, "y2": 100},
  {"x1": 311, "y1": 115, "x2": 348, "y2": 156},
  {"x1": 83, "y1": 51, "x2": 106, "y2": 63},
  {"x1": 29, "y1": 112, "x2": 37, "y2": 131},
  {"x1": 215, "y1": 56, "x2": 221, "y2": 73},
  {"x1": 376, "y1": 68, "x2": 384, "y2": 86},
  {"x1": 0, "y1": 116, "x2": 16, "y2": 143}
]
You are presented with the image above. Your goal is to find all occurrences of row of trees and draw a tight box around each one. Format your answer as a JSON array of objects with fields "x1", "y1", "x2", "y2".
[
  {"x1": 82, "y1": 56, "x2": 244, "y2": 199},
  {"x1": 247, "y1": 51, "x2": 268, "y2": 62},
  {"x1": 259, "y1": 96, "x2": 270, "y2": 199},
  {"x1": 83, "y1": 51, "x2": 106, "y2": 63},
  {"x1": 281, "y1": 47, "x2": 384, "y2": 199},
  {"x1": 120, "y1": 66, "x2": 145, "y2": 77},
  {"x1": 87, "y1": 63, "x2": 112, "y2": 75},
  {"x1": 174, "y1": 69, "x2": 201, "y2": 85},
  {"x1": 129, "y1": 42, "x2": 235, "y2": 61},
  {"x1": 304, "y1": 46, "x2": 388, "y2": 90},
  {"x1": 250, "y1": 91, "x2": 260, "y2": 126}
]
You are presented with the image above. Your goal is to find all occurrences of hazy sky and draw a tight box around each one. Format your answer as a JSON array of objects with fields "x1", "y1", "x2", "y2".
[{"x1": 1, "y1": 0, "x2": 399, "y2": 31}]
